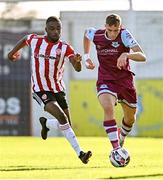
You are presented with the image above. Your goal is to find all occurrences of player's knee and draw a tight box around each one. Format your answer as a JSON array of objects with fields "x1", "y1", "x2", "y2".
[
  {"x1": 58, "y1": 113, "x2": 68, "y2": 124},
  {"x1": 125, "y1": 116, "x2": 135, "y2": 126},
  {"x1": 103, "y1": 104, "x2": 114, "y2": 114},
  {"x1": 44, "y1": 101, "x2": 53, "y2": 110}
]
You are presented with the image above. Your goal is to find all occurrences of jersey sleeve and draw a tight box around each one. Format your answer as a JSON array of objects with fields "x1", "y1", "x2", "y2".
[
  {"x1": 65, "y1": 44, "x2": 75, "y2": 58},
  {"x1": 85, "y1": 27, "x2": 97, "y2": 41},
  {"x1": 25, "y1": 34, "x2": 36, "y2": 46},
  {"x1": 121, "y1": 29, "x2": 139, "y2": 48}
]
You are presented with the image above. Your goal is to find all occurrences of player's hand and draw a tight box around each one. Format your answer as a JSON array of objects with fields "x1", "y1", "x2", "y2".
[
  {"x1": 117, "y1": 52, "x2": 128, "y2": 70},
  {"x1": 74, "y1": 53, "x2": 82, "y2": 63},
  {"x1": 8, "y1": 51, "x2": 21, "y2": 62},
  {"x1": 85, "y1": 59, "x2": 95, "y2": 70}
]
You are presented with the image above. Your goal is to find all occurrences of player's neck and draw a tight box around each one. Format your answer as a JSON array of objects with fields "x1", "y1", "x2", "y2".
[
  {"x1": 105, "y1": 31, "x2": 119, "y2": 41},
  {"x1": 46, "y1": 36, "x2": 60, "y2": 44}
]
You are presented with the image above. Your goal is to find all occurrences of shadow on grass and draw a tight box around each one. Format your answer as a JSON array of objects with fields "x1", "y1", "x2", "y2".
[
  {"x1": 0, "y1": 165, "x2": 105, "y2": 171},
  {"x1": 103, "y1": 173, "x2": 163, "y2": 179}
]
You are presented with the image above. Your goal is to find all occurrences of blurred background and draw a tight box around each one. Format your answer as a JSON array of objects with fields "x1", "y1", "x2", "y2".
[{"x1": 0, "y1": 0, "x2": 163, "y2": 137}]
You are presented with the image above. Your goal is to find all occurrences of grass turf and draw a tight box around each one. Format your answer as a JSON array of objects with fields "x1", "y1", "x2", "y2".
[{"x1": 0, "y1": 137, "x2": 163, "y2": 179}]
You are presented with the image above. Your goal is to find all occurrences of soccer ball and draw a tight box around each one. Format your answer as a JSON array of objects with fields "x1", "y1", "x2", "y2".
[{"x1": 109, "y1": 148, "x2": 130, "y2": 167}]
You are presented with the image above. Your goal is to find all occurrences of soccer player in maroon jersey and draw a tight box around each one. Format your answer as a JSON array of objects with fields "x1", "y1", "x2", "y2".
[
  {"x1": 8, "y1": 16, "x2": 92, "y2": 164},
  {"x1": 83, "y1": 14, "x2": 146, "y2": 158}
]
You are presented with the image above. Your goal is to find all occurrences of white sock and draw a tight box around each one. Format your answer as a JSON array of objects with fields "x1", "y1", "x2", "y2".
[
  {"x1": 46, "y1": 118, "x2": 59, "y2": 130},
  {"x1": 59, "y1": 123, "x2": 82, "y2": 156},
  {"x1": 120, "y1": 119, "x2": 133, "y2": 141}
]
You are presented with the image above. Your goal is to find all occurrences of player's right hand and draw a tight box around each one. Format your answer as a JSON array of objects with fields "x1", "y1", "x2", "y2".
[
  {"x1": 8, "y1": 51, "x2": 21, "y2": 62},
  {"x1": 85, "y1": 59, "x2": 95, "y2": 70},
  {"x1": 117, "y1": 52, "x2": 128, "y2": 70}
]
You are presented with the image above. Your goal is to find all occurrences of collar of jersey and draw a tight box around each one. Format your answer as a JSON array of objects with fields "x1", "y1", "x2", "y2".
[{"x1": 104, "y1": 30, "x2": 112, "y2": 40}]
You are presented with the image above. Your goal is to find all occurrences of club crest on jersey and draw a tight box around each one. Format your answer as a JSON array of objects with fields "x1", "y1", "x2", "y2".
[
  {"x1": 111, "y1": 42, "x2": 120, "y2": 48},
  {"x1": 56, "y1": 48, "x2": 61, "y2": 56},
  {"x1": 42, "y1": 94, "x2": 47, "y2": 100}
]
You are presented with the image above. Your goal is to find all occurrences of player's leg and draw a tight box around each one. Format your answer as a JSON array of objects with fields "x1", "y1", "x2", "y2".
[
  {"x1": 32, "y1": 92, "x2": 59, "y2": 139},
  {"x1": 119, "y1": 102, "x2": 136, "y2": 146},
  {"x1": 45, "y1": 101, "x2": 92, "y2": 163},
  {"x1": 118, "y1": 75, "x2": 137, "y2": 146},
  {"x1": 98, "y1": 93, "x2": 121, "y2": 150},
  {"x1": 42, "y1": 109, "x2": 72, "y2": 135},
  {"x1": 63, "y1": 108, "x2": 71, "y2": 126},
  {"x1": 55, "y1": 91, "x2": 72, "y2": 126},
  {"x1": 39, "y1": 91, "x2": 72, "y2": 138},
  {"x1": 54, "y1": 92, "x2": 92, "y2": 163},
  {"x1": 37, "y1": 91, "x2": 71, "y2": 140},
  {"x1": 34, "y1": 91, "x2": 92, "y2": 163}
]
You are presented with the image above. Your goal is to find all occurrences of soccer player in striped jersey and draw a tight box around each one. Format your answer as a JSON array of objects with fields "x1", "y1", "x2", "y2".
[
  {"x1": 83, "y1": 14, "x2": 146, "y2": 157},
  {"x1": 8, "y1": 16, "x2": 92, "y2": 164}
]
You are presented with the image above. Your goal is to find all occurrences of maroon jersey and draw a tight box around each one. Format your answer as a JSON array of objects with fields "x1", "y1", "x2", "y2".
[
  {"x1": 94, "y1": 29, "x2": 132, "y2": 81},
  {"x1": 86, "y1": 28, "x2": 138, "y2": 81}
]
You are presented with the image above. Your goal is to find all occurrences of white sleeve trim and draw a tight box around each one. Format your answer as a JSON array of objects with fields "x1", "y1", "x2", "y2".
[
  {"x1": 85, "y1": 27, "x2": 96, "y2": 41},
  {"x1": 121, "y1": 29, "x2": 139, "y2": 48}
]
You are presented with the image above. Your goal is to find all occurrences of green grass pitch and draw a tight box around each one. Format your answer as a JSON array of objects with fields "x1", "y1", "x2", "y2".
[{"x1": 0, "y1": 137, "x2": 163, "y2": 179}]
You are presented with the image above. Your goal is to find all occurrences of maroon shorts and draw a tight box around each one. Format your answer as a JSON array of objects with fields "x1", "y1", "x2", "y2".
[{"x1": 97, "y1": 74, "x2": 137, "y2": 108}]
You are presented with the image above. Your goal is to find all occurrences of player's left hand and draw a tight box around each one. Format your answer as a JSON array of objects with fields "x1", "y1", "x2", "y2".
[
  {"x1": 8, "y1": 51, "x2": 21, "y2": 62},
  {"x1": 74, "y1": 53, "x2": 82, "y2": 62},
  {"x1": 117, "y1": 52, "x2": 128, "y2": 70}
]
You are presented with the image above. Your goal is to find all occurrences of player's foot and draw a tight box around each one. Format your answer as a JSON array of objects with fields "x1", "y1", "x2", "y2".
[
  {"x1": 118, "y1": 128, "x2": 124, "y2": 147},
  {"x1": 79, "y1": 151, "x2": 92, "y2": 164},
  {"x1": 39, "y1": 117, "x2": 49, "y2": 140}
]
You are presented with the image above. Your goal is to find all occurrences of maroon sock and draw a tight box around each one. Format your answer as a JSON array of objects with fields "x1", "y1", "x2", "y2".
[{"x1": 103, "y1": 119, "x2": 120, "y2": 149}]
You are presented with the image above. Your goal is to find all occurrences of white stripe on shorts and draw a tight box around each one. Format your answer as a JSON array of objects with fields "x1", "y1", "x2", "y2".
[{"x1": 97, "y1": 89, "x2": 118, "y2": 98}]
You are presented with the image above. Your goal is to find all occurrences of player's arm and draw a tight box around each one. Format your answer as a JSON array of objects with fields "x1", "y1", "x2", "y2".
[
  {"x1": 117, "y1": 45, "x2": 146, "y2": 69},
  {"x1": 8, "y1": 35, "x2": 28, "y2": 62},
  {"x1": 117, "y1": 30, "x2": 146, "y2": 69},
  {"x1": 83, "y1": 28, "x2": 96, "y2": 70},
  {"x1": 69, "y1": 54, "x2": 82, "y2": 72},
  {"x1": 66, "y1": 44, "x2": 82, "y2": 72},
  {"x1": 127, "y1": 45, "x2": 146, "y2": 62}
]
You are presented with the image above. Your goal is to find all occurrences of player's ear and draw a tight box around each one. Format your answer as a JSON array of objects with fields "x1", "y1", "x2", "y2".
[
  {"x1": 45, "y1": 27, "x2": 47, "y2": 33},
  {"x1": 119, "y1": 24, "x2": 122, "y2": 29}
]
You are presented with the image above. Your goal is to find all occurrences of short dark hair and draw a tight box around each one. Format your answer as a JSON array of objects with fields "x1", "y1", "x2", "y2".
[
  {"x1": 105, "y1": 14, "x2": 121, "y2": 26},
  {"x1": 46, "y1": 16, "x2": 61, "y2": 25}
]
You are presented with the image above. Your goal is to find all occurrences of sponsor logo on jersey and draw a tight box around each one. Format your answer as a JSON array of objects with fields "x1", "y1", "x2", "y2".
[
  {"x1": 97, "y1": 48, "x2": 118, "y2": 55},
  {"x1": 34, "y1": 53, "x2": 56, "y2": 60}
]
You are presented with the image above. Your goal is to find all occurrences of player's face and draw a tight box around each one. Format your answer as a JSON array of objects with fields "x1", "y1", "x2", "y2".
[
  {"x1": 105, "y1": 24, "x2": 121, "y2": 40},
  {"x1": 46, "y1": 21, "x2": 61, "y2": 42}
]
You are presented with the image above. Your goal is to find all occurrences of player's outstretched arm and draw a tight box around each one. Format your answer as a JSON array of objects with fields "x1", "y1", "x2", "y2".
[
  {"x1": 8, "y1": 35, "x2": 28, "y2": 62},
  {"x1": 83, "y1": 33, "x2": 95, "y2": 70},
  {"x1": 69, "y1": 53, "x2": 82, "y2": 72}
]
